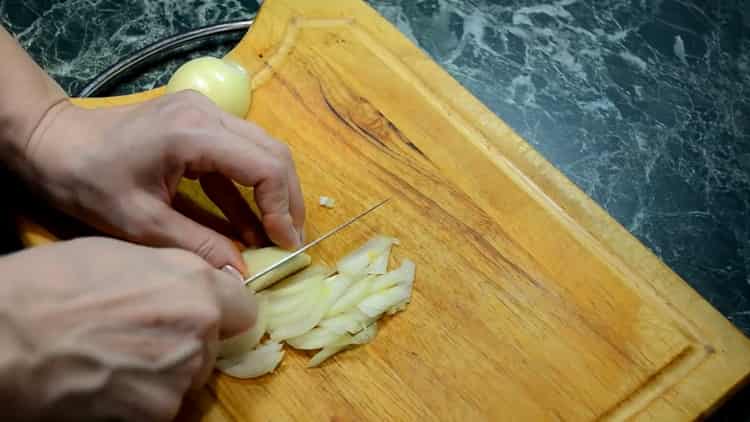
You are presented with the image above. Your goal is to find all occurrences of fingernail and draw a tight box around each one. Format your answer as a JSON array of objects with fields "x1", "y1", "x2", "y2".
[
  {"x1": 298, "y1": 227, "x2": 305, "y2": 244},
  {"x1": 221, "y1": 265, "x2": 244, "y2": 282},
  {"x1": 288, "y1": 226, "x2": 302, "y2": 249}
]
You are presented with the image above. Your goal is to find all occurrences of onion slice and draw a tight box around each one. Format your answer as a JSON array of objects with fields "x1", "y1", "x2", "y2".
[
  {"x1": 319, "y1": 196, "x2": 336, "y2": 208},
  {"x1": 370, "y1": 259, "x2": 416, "y2": 292},
  {"x1": 325, "y1": 275, "x2": 374, "y2": 317},
  {"x1": 307, "y1": 323, "x2": 378, "y2": 367},
  {"x1": 307, "y1": 345, "x2": 346, "y2": 368},
  {"x1": 358, "y1": 284, "x2": 412, "y2": 318},
  {"x1": 267, "y1": 277, "x2": 324, "y2": 332},
  {"x1": 369, "y1": 251, "x2": 390, "y2": 275},
  {"x1": 267, "y1": 265, "x2": 332, "y2": 297},
  {"x1": 386, "y1": 299, "x2": 410, "y2": 315},
  {"x1": 336, "y1": 236, "x2": 394, "y2": 276},
  {"x1": 266, "y1": 274, "x2": 326, "y2": 318},
  {"x1": 319, "y1": 309, "x2": 375, "y2": 335},
  {"x1": 269, "y1": 274, "x2": 359, "y2": 341},
  {"x1": 286, "y1": 327, "x2": 342, "y2": 350},
  {"x1": 270, "y1": 280, "x2": 338, "y2": 341},
  {"x1": 243, "y1": 247, "x2": 312, "y2": 291},
  {"x1": 216, "y1": 341, "x2": 284, "y2": 379}
]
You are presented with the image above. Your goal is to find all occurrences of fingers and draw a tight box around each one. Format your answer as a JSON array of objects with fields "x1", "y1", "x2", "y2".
[
  {"x1": 129, "y1": 194, "x2": 247, "y2": 272},
  {"x1": 189, "y1": 263, "x2": 258, "y2": 389},
  {"x1": 220, "y1": 115, "x2": 306, "y2": 244},
  {"x1": 199, "y1": 173, "x2": 268, "y2": 247},
  {"x1": 175, "y1": 125, "x2": 302, "y2": 250},
  {"x1": 287, "y1": 166, "x2": 305, "y2": 243},
  {"x1": 210, "y1": 267, "x2": 258, "y2": 338},
  {"x1": 192, "y1": 327, "x2": 218, "y2": 390}
]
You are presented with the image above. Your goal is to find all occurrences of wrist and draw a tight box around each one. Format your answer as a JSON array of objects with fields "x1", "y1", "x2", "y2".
[
  {"x1": 0, "y1": 27, "x2": 68, "y2": 175},
  {"x1": 0, "y1": 92, "x2": 69, "y2": 183},
  {"x1": 0, "y1": 76, "x2": 67, "y2": 155}
]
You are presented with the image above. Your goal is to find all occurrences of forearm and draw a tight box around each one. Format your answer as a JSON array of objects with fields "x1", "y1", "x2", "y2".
[{"x1": 0, "y1": 27, "x2": 66, "y2": 160}]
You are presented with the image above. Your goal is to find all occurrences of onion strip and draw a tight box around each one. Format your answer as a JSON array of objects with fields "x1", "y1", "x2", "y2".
[
  {"x1": 358, "y1": 284, "x2": 412, "y2": 318},
  {"x1": 336, "y1": 236, "x2": 394, "y2": 276},
  {"x1": 325, "y1": 275, "x2": 374, "y2": 317},
  {"x1": 216, "y1": 341, "x2": 284, "y2": 378}
]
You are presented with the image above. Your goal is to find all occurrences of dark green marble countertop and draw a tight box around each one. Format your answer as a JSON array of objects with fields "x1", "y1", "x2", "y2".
[{"x1": 1, "y1": 0, "x2": 748, "y2": 419}]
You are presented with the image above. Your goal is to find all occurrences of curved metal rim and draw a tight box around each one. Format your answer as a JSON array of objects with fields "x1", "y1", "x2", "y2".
[{"x1": 78, "y1": 19, "x2": 254, "y2": 98}]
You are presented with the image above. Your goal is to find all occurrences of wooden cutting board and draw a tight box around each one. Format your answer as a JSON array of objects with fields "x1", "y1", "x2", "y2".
[{"x1": 18, "y1": 0, "x2": 750, "y2": 420}]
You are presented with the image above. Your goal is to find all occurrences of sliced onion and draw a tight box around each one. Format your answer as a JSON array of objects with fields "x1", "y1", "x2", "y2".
[
  {"x1": 319, "y1": 196, "x2": 336, "y2": 208},
  {"x1": 325, "y1": 275, "x2": 375, "y2": 317},
  {"x1": 370, "y1": 259, "x2": 416, "y2": 292},
  {"x1": 269, "y1": 273, "x2": 360, "y2": 341},
  {"x1": 221, "y1": 235, "x2": 415, "y2": 374},
  {"x1": 270, "y1": 283, "x2": 334, "y2": 341},
  {"x1": 351, "y1": 322, "x2": 378, "y2": 344},
  {"x1": 267, "y1": 265, "x2": 332, "y2": 297},
  {"x1": 324, "y1": 273, "x2": 356, "y2": 303},
  {"x1": 336, "y1": 236, "x2": 394, "y2": 276},
  {"x1": 358, "y1": 284, "x2": 412, "y2": 318},
  {"x1": 307, "y1": 323, "x2": 378, "y2": 367},
  {"x1": 267, "y1": 277, "x2": 324, "y2": 331},
  {"x1": 319, "y1": 309, "x2": 375, "y2": 335},
  {"x1": 243, "y1": 247, "x2": 312, "y2": 291},
  {"x1": 216, "y1": 341, "x2": 284, "y2": 379},
  {"x1": 386, "y1": 299, "x2": 410, "y2": 315},
  {"x1": 218, "y1": 293, "x2": 268, "y2": 358},
  {"x1": 286, "y1": 327, "x2": 342, "y2": 350},
  {"x1": 368, "y1": 251, "x2": 389, "y2": 275},
  {"x1": 266, "y1": 275, "x2": 325, "y2": 318},
  {"x1": 308, "y1": 344, "x2": 347, "y2": 368}
]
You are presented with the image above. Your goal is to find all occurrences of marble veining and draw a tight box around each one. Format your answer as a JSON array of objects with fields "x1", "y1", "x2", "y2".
[
  {"x1": 1, "y1": 0, "x2": 749, "y2": 419},
  {"x1": 372, "y1": 0, "x2": 750, "y2": 337}
]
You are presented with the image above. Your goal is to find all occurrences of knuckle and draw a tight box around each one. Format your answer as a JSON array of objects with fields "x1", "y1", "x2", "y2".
[
  {"x1": 161, "y1": 97, "x2": 217, "y2": 133},
  {"x1": 194, "y1": 300, "x2": 221, "y2": 327},
  {"x1": 193, "y1": 236, "x2": 219, "y2": 263},
  {"x1": 260, "y1": 160, "x2": 287, "y2": 182},
  {"x1": 151, "y1": 396, "x2": 183, "y2": 422},
  {"x1": 161, "y1": 247, "x2": 204, "y2": 268},
  {"x1": 273, "y1": 142, "x2": 293, "y2": 161},
  {"x1": 191, "y1": 284, "x2": 222, "y2": 325},
  {"x1": 120, "y1": 201, "x2": 169, "y2": 242},
  {"x1": 170, "y1": 89, "x2": 213, "y2": 108}
]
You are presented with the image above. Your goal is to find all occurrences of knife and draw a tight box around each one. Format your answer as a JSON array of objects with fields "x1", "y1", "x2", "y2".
[{"x1": 243, "y1": 198, "x2": 390, "y2": 286}]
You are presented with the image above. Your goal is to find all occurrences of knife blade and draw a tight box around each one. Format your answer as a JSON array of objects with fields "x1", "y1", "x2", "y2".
[{"x1": 243, "y1": 198, "x2": 390, "y2": 286}]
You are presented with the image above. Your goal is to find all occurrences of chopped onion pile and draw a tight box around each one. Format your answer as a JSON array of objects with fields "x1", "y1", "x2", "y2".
[{"x1": 216, "y1": 235, "x2": 415, "y2": 378}]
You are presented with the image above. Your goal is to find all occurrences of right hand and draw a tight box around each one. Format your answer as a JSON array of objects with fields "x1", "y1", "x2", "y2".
[{"x1": 0, "y1": 237, "x2": 257, "y2": 421}]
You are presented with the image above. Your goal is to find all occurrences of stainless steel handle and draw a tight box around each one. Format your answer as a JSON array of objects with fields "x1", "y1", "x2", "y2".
[{"x1": 78, "y1": 19, "x2": 254, "y2": 98}]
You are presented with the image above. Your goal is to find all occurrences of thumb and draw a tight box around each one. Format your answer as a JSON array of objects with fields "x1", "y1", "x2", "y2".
[{"x1": 134, "y1": 197, "x2": 247, "y2": 272}]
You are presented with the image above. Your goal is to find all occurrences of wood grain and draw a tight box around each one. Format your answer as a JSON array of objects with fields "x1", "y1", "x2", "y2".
[{"x1": 18, "y1": 0, "x2": 750, "y2": 420}]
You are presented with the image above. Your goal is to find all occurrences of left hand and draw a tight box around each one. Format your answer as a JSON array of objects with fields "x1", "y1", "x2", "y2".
[{"x1": 19, "y1": 91, "x2": 305, "y2": 273}]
